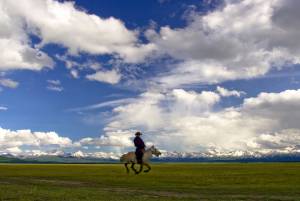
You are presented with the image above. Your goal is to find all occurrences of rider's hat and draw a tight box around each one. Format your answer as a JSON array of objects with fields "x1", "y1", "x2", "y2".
[{"x1": 135, "y1": 131, "x2": 142, "y2": 136}]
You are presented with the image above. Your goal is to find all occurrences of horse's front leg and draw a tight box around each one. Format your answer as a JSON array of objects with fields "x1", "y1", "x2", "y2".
[
  {"x1": 131, "y1": 163, "x2": 139, "y2": 174},
  {"x1": 124, "y1": 163, "x2": 129, "y2": 174},
  {"x1": 143, "y1": 162, "x2": 151, "y2": 173},
  {"x1": 137, "y1": 163, "x2": 143, "y2": 174}
]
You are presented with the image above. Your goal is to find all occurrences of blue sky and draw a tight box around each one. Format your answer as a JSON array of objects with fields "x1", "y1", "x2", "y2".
[{"x1": 1, "y1": 0, "x2": 300, "y2": 158}]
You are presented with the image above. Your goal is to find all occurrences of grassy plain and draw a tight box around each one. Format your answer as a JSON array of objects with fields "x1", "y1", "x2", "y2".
[{"x1": 0, "y1": 163, "x2": 299, "y2": 201}]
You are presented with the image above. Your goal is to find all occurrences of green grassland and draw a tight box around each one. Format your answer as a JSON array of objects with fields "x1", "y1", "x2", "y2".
[{"x1": 0, "y1": 163, "x2": 299, "y2": 201}]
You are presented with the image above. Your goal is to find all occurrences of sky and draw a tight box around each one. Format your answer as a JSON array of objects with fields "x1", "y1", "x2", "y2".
[{"x1": 1, "y1": 0, "x2": 300, "y2": 158}]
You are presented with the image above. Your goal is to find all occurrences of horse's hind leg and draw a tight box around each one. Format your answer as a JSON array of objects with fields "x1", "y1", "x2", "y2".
[
  {"x1": 124, "y1": 163, "x2": 129, "y2": 174},
  {"x1": 143, "y1": 163, "x2": 151, "y2": 173},
  {"x1": 131, "y1": 163, "x2": 139, "y2": 174}
]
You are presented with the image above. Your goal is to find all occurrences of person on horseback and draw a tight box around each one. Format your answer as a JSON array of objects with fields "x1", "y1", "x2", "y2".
[{"x1": 133, "y1": 131, "x2": 145, "y2": 164}]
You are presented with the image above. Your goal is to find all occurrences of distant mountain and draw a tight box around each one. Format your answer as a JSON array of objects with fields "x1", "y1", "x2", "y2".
[
  {"x1": 0, "y1": 155, "x2": 32, "y2": 163},
  {"x1": 1, "y1": 151, "x2": 300, "y2": 163},
  {"x1": 154, "y1": 155, "x2": 300, "y2": 162},
  {"x1": 22, "y1": 155, "x2": 117, "y2": 164},
  {"x1": 156, "y1": 151, "x2": 300, "y2": 162},
  {"x1": 0, "y1": 153, "x2": 117, "y2": 164}
]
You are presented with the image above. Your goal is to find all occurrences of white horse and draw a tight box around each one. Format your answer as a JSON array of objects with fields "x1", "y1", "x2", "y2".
[{"x1": 120, "y1": 146, "x2": 161, "y2": 174}]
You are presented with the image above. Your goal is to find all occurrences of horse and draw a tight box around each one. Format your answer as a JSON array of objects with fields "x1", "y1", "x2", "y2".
[{"x1": 120, "y1": 146, "x2": 161, "y2": 174}]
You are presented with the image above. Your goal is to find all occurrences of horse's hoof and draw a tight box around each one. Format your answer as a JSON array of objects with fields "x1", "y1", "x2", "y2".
[{"x1": 144, "y1": 170, "x2": 150, "y2": 173}]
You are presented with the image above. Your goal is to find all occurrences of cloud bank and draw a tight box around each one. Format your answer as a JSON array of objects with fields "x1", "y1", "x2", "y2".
[
  {"x1": 90, "y1": 88, "x2": 300, "y2": 155},
  {"x1": 1, "y1": 88, "x2": 300, "y2": 157},
  {"x1": 0, "y1": 127, "x2": 72, "y2": 155}
]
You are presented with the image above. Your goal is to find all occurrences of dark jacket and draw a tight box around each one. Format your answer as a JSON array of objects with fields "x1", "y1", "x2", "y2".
[{"x1": 134, "y1": 136, "x2": 145, "y2": 150}]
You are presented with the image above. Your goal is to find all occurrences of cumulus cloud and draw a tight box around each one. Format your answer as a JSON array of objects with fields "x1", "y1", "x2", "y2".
[
  {"x1": 5, "y1": 0, "x2": 299, "y2": 87},
  {"x1": 1, "y1": 0, "x2": 155, "y2": 64},
  {"x1": 79, "y1": 0, "x2": 300, "y2": 155},
  {"x1": 0, "y1": 127, "x2": 72, "y2": 155},
  {"x1": 0, "y1": 0, "x2": 158, "y2": 88},
  {"x1": 2, "y1": 0, "x2": 300, "y2": 86},
  {"x1": 146, "y1": 0, "x2": 300, "y2": 87},
  {"x1": 216, "y1": 86, "x2": 245, "y2": 97},
  {"x1": 3, "y1": 88, "x2": 300, "y2": 157},
  {"x1": 78, "y1": 130, "x2": 133, "y2": 148},
  {"x1": 0, "y1": 0, "x2": 54, "y2": 71},
  {"x1": 249, "y1": 129, "x2": 300, "y2": 152},
  {"x1": 242, "y1": 89, "x2": 300, "y2": 131},
  {"x1": 80, "y1": 88, "x2": 300, "y2": 155},
  {"x1": 86, "y1": 69, "x2": 122, "y2": 84},
  {"x1": 87, "y1": 89, "x2": 223, "y2": 151},
  {"x1": 0, "y1": 40, "x2": 54, "y2": 71},
  {"x1": 109, "y1": 92, "x2": 167, "y2": 131},
  {"x1": 2, "y1": 0, "x2": 300, "y2": 158}
]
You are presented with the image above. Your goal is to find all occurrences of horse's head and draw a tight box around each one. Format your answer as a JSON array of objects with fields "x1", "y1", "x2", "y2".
[{"x1": 150, "y1": 145, "x2": 161, "y2": 157}]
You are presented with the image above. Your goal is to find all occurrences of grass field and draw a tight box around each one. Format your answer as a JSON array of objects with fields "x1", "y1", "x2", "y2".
[{"x1": 0, "y1": 163, "x2": 299, "y2": 201}]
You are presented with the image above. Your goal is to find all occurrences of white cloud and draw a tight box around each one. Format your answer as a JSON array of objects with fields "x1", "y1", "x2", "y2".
[
  {"x1": 94, "y1": 89, "x2": 223, "y2": 151},
  {"x1": 0, "y1": 1, "x2": 54, "y2": 71},
  {"x1": 109, "y1": 92, "x2": 167, "y2": 130},
  {"x1": 146, "y1": 0, "x2": 300, "y2": 88},
  {"x1": 85, "y1": 151, "x2": 120, "y2": 160},
  {"x1": 170, "y1": 89, "x2": 220, "y2": 114},
  {"x1": 0, "y1": 127, "x2": 73, "y2": 155},
  {"x1": 86, "y1": 69, "x2": 122, "y2": 84},
  {"x1": 56, "y1": 55, "x2": 108, "y2": 79},
  {"x1": 47, "y1": 85, "x2": 64, "y2": 92},
  {"x1": 216, "y1": 86, "x2": 245, "y2": 97},
  {"x1": 1, "y1": 0, "x2": 300, "y2": 158},
  {"x1": 249, "y1": 129, "x2": 300, "y2": 150},
  {"x1": 56, "y1": 54, "x2": 102, "y2": 73},
  {"x1": 47, "y1": 79, "x2": 63, "y2": 92},
  {"x1": 2, "y1": 89, "x2": 300, "y2": 157},
  {"x1": 2, "y1": 0, "x2": 300, "y2": 87},
  {"x1": 47, "y1": 80, "x2": 61, "y2": 85},
  {"x1": 242, "y1": 89, "x2": 300, "y2": 130},
  {"x1": 67, "y1": 150, "x2": 120, "y2": 160},
  {"x1": 0, "y1": 0, "x2": 158, "y2": 87},
  {"x1": 0, "y1": 106, "x2": 8, "y2": 111},
  {"x1": 5, "y1": 147, "x2": 22, "y2": 155},
  {"x1": 69, "y1": 98, "x2": 136, "y2": 112},
  {"x1": 0, "y1": 78, "x2": 19, "y2": 88},
  {"x1": 70, "y1": 69, "x2": 79, "y2": 79},
  {"x1": 0, "y1": 39, "x2": 54, "y2": 71},
  {"x1": 2, "y1": 0, "x2": 155, "y2": 64},
  {"x1": 78, "y1": 130, "x2": 133, "y2": 148},
  {"x1": 83, "y1": 88, "x2": 300, "y2": 155}
]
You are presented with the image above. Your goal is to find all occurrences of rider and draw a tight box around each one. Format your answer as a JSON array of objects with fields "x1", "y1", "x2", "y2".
[{"x1": 133, "y1": 131, "x2": 145, "y2": 164}]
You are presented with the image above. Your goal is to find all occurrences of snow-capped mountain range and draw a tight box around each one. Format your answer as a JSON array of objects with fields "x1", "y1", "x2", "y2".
[{"x1": 1, "y1": 148, "x2": 300, "y2": 163}]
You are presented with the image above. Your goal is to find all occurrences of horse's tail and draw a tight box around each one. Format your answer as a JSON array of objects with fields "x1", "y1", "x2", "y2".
[{"x1": 120, "y1": 154, "x2": 127, "y2": 163}]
